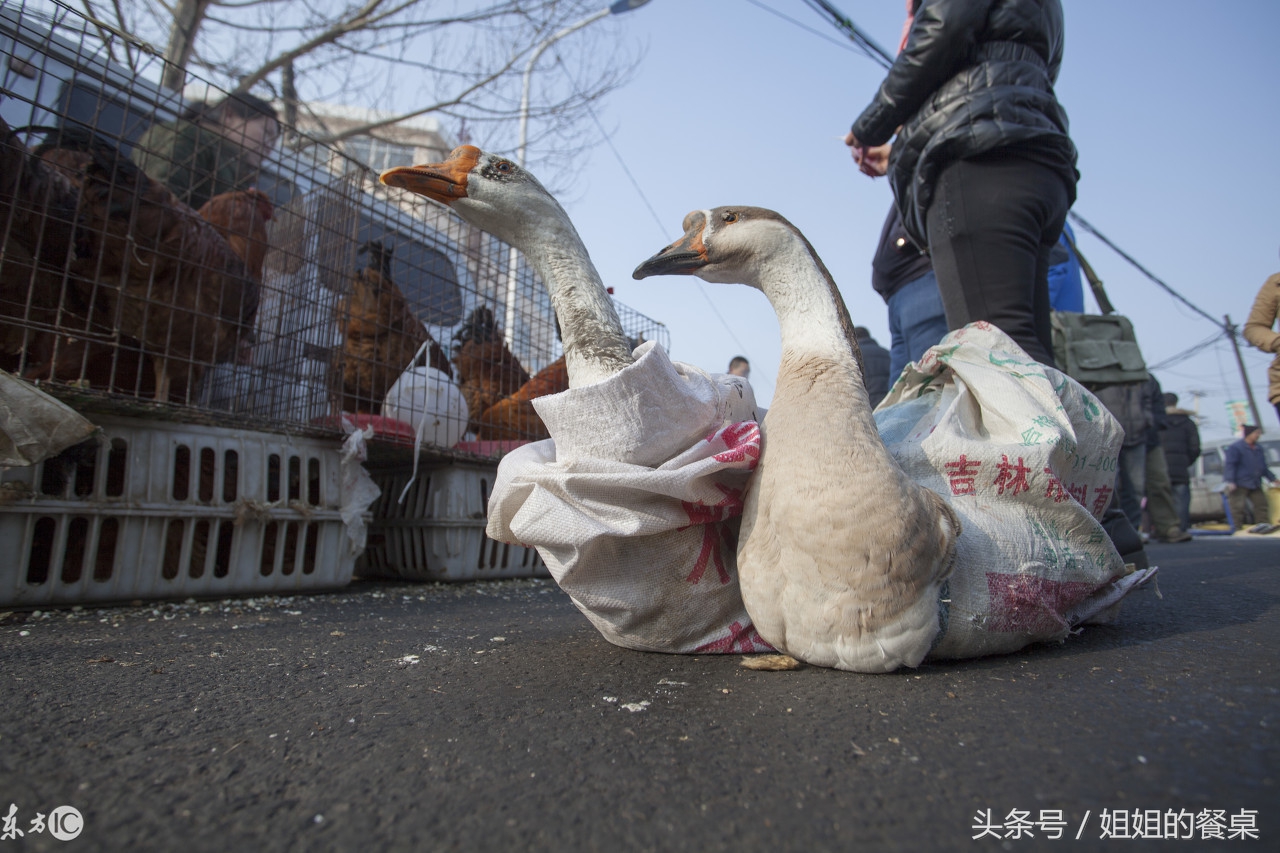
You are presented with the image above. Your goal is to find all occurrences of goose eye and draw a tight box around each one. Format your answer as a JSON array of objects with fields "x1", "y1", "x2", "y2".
[
  {"x1": 721, "y1": 211, "x2": 738, "y2": 223},
  {"x1": 494, "y1": 160, "x2": 514, "y2": 174}
]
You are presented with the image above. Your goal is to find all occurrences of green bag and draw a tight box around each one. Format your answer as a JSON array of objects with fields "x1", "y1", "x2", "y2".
[
  {"x1": 1050, "y1": 312, "x2": 1149, "y2": 386},
  {"x1": 1049, "y1": 232, "x2": 1149, "y2": 386}
]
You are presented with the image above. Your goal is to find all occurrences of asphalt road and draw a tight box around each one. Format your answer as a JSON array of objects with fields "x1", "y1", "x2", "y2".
[{"x1": 1, "y1": 535, "x2": 1276, "y2": 852}]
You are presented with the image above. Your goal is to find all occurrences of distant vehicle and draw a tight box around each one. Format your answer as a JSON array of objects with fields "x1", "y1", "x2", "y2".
[{"x1": 1188, "y1": 435, "x2": 1280, "y2": 523}]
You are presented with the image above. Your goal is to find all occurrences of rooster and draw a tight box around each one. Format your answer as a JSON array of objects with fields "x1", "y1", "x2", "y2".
[
  {"x1": 0, "y1": 118, "x2": 86, "y2": 375},
  {"x1": 335, "y1": 239, "x2": 452, "y2": 414},
  {"x1": 474, "y1": 354, "x2": 568, "y2": 441},
  {"x1": 26, "y1": 127, "x2": 259, "y2": 402},
  {"x1": 198, "y1": 188, "x2": 274, "y2": 281},
  {"x1": 451, "y1": 305, "x2": 531, "y2": 437}
]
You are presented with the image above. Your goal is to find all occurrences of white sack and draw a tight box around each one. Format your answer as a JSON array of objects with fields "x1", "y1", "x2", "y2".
[
  {"x1": 486, "y1": 342, "x2": 771, "y2": 654},
  {"x1": 874, "y1": 323, "x2": 1153, "y2": 660},
  {"x1": 0, "y1": 370, "x2": 97, "y2": 466},
  {"x1": 486, "y1": 325, "x2": 1151, "y2": 663}
]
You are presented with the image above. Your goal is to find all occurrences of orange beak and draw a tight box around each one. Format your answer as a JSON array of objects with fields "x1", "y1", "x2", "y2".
[
  {"x1": 632, "y1": 210, "x2": 710, "y2": 279},
  {"x1": 379, "y1": 145, "x2": 481, "y2": 204}
]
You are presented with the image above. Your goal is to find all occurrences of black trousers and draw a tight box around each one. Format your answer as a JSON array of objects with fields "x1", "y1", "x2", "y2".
[{"x1": 925, "y1": 153, "x2": 1071, "y2": 366}]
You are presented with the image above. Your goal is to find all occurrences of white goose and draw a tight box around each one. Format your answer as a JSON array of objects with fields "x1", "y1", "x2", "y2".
[
  {"x1": 380, "y1": 146, "x2": 633, "y2": 388},
  {"x1": 380, "y1": 148, "x2": 767, "y2": 657},
  {"x1": 634, "y1": 206, "x2": 961, "y2": 672}
]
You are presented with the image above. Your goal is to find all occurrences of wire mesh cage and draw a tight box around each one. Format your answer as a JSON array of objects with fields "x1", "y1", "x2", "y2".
[{"x1": 0, "y1": 0, "x2": 669, "y2": 455}]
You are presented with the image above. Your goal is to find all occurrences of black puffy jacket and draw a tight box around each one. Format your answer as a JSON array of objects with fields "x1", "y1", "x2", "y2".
[
  {"x1": 1160, "y1": 411, "x2": 1202, "y2": 485},
  {"x1": 850, "y1": 0, "x2": 1078, "y2": 246}
]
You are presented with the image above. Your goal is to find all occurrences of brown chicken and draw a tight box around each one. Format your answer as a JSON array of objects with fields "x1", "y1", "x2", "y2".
[
  {"x1": 451, "y1": 305, "x2": 531, "y2": 437},
  {"x1": 198, "y1": 189, "x2": 274, "y2": 281},
  {"x1": 0, "y1": 117, "x2": 86, "y2": 375},
  {"x1": 54, "y1": 132, "x2": 260, "y2": 402},
  {"x1": 474, "y1": 354, "x2": 568, "y2": 440},
  {"x1": 335, "y1": 239, "x2": 452, "y2": 413}
]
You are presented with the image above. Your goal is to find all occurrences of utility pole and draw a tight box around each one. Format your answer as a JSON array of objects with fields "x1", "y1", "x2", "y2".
[{"x1": 1225, "y1": 315, "x2": 1263, "y2": 429}]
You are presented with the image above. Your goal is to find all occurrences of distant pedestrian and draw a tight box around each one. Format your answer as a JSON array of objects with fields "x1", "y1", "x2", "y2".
[
  {"x1": 1094, "y1": 380, "x2": 1153, "y2": 533},
  {"x1": 1223, "y1": 424, "x2": 1277, "y2": 529},
  {"x1": 871, "y1": 205, "x2": 948, "y2": 381},
  {"x1": 853, "y1": 327, "x2": 892, "y2": 407},
  {"x1": 1143, "y1": 376, "x2": 1190, "y2": 542},
  {"x1": 727, "y1": 356, "x2": 750, "y2": 379},
  {"x1": 1160, "y1": 392, "x2": 1202, "y2": 532},
  {"x1": 1242, "y1": 271, "x2": 1280, "y2": 427}
]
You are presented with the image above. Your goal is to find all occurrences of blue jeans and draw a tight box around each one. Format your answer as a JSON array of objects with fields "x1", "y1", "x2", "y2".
[
  {"x1": 1171, "y1": 482, "x2": 1191, "y2": 531},
  {"x1": 887, "y1": 271, "x2": 950, "y2": 382}
]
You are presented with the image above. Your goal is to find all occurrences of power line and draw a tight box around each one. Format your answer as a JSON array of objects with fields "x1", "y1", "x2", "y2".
[
  {"x1": 797, "y1": 2, "x2": 1232, "y2": 337},
  {"x1": 1066, "y1": 211, "x2": 1223, "y2": 331},
  {"x1": 740, "y1": 0, "x2": 884, "y2": 61},
  {"x1": 798, "y1": 0, "x2": 894, "y2": 68},
  {"x1": 548, "y1": 45, "x2": 760, "y2": 368}
]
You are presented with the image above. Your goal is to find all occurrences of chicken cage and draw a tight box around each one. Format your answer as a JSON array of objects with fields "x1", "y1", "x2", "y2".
[{"x1": 0, "y1": 0, "x2": 670, "y2": 458}]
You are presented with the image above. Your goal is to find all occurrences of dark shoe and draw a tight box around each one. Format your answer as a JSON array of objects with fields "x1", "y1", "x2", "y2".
[{"x1": 1101, "y1": 502, "x2": 1149, "y2": 570}]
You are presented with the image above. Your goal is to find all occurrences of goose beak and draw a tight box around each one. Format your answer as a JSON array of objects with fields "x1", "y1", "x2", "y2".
[
  {"x1": 379, "y1": 145, "x2": 481, "y2": 204},
  {"x1": 631, "y1": 211, "x2": 709, "y2": 279}
]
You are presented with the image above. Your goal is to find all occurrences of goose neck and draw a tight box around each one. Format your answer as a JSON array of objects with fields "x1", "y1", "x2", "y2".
[{"x1": 518, "y1": 220, "x2": 633, "y2": 387}]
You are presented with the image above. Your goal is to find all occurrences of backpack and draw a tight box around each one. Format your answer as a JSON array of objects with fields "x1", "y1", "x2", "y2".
[
  {"x1": 1049, "y1": 231, "x2": 1149, "y2": 387},
  {"x1": 1050, "y1": 312, "x2": 1149, "y2": 387}
]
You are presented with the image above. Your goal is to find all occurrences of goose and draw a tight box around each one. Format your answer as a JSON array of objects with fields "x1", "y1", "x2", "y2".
[
  {"x1": 379, "y1": 148, "x2": 767, "y2": 656},
  {"x1": 633, "y1": 206, "x2": 961, "y2": 673},
  {"x1": 379, "y1": 146, "x2": 633, "y2": 389}
]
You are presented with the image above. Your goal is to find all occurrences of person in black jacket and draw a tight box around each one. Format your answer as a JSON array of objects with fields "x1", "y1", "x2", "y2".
[
  {"x1": 853, "y1": 326, "x2": 892, "y2": 407},
  {"x1": 845, "y1": 0, "x2": 1077, "y2": 367},
  {"x1": 1160, "y1": 392, "x2": 1202, "y2": 532}
]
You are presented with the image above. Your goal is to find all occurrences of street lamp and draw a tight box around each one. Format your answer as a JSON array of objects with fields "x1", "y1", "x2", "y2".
[
  {"x1": 505, "y1": 0, "x2": 652, "y2": 362},
  {"x1": 516, "y1": 0, "x2": 653, "y2": 166}
]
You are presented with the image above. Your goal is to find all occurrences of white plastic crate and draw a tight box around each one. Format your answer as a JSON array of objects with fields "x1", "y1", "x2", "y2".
[
  {"x1": 0, "y1": 417, "x2": 356, "y2": 606},
  {"x1": 359, "y1": 462, "x2": 546, "y2": 582}
]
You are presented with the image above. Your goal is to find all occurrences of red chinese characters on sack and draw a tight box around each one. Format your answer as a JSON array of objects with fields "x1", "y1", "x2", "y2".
[
  {"x1": 693, "y1": 620, "x2": 774, "y2": 654},
  {"x1": 992, "y1": 455, "x2": 1031, "y2": 496},
  {"x1": 985, "y1": 573, "x2": 1102, "y2": 634},
  {"x1": 945, "y1": 454, "x2": 982, "y2": 496},
  {"x1": 680, "y1": 484, "x2": 744, "y2": 586},
  {"x1": 1043, "y1": 467, "x2": 1069, "y2": 503},
  {"x1": 1091, "y1": 484, "x2": 1114, "y2": 517},
  {"x1": 712, "y1": 421, "x2": 761, "y2": 468}
]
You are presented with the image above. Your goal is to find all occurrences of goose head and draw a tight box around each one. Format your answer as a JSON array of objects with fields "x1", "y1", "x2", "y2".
[
  {"x1": 633, "y1": 204, "x2": 864, "y2": 381},
  {"x1": 379, "y1": 145, "x2": 570, "y2": 247},
  {"x1": 381, "y1": 145, "x2": 633, "y2": 387},
  {"x1": 632, "y1": 206, "x2": 823, "y2": 290}
]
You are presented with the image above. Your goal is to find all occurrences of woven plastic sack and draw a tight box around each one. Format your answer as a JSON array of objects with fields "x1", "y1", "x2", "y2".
[
  {"x1": 875, "y1": 323, "x2": 1153, "y2": 660},
  {"x1": 485, "y1": 341, "x2": 771, "y2": 654}
]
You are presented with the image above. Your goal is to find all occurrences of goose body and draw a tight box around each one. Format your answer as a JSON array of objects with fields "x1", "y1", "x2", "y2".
[{"x1": 635, "y1": 207, "x2": 960, "y2": 672}]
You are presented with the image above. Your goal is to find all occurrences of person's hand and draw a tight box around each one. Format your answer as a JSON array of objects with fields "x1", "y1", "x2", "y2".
[
  {"x1": 844, "y1": 131, "x2": 891, "y2": 178},
  {"x1": 1224, "y1": 482, "x2": 1237, "y2": 493}
]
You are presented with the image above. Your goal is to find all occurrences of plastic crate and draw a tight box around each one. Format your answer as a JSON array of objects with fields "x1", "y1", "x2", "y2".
[
  {"x1": 358, "y1": 462, "x2": 546, "y2": 581},
  {"x1": 0, "y1": 417, "x2": 356, "y2": 606}
]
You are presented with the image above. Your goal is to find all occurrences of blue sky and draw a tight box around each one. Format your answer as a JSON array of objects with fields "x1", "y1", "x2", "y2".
[{"x1": 533, "y1": 0, "x2": 1280, "y2": 442}]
